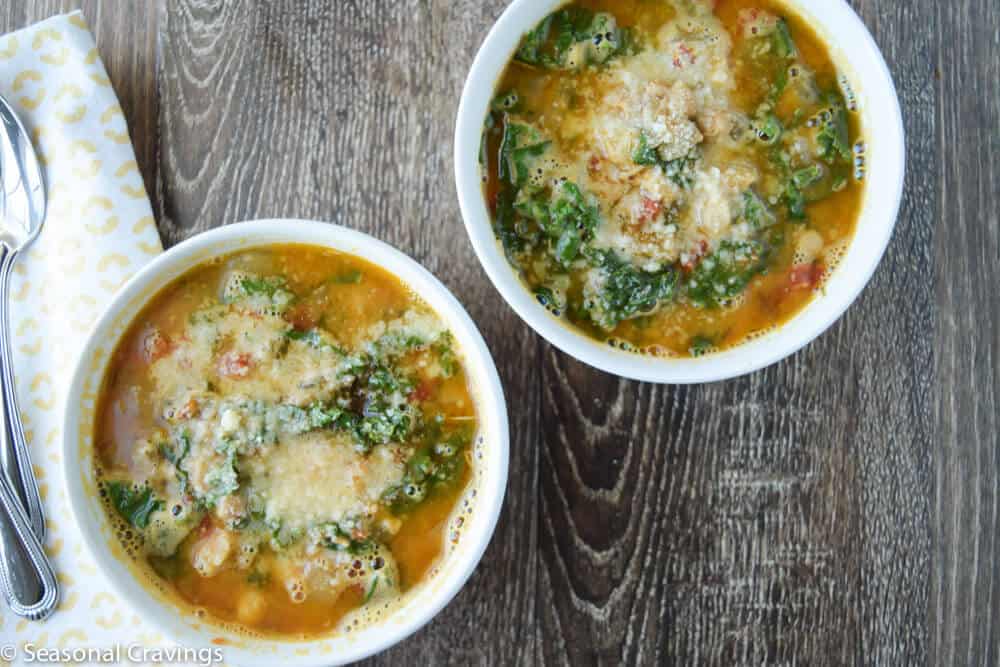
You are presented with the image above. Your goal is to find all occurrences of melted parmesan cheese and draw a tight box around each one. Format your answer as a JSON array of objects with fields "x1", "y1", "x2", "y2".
[{"x1": 245, "y1": 432, "x2": 406, "y2": 533}]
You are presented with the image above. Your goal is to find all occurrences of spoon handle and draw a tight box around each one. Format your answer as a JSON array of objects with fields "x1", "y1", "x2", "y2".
[
  {"x1": 0, "y1": 248, "x2": 45, "y2": 540},
  {"x1": 0, "y1": 428, "x2": 58, "y2": 619}
]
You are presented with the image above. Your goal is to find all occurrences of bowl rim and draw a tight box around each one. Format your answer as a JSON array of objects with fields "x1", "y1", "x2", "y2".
[
  {"x1": 454, "y1": 0, "x2": 906, "y2": 384},
  {"x1": 61, "y1": 219, "x2": 510, "y2": 666}
]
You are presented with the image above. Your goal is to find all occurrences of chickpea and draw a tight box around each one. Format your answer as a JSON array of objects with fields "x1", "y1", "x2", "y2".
[{"x1": 236, "y1": 589, "x2": 268, "y2": 626}]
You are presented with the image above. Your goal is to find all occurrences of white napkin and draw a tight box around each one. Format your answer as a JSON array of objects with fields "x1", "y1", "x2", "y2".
[{"x1": 0, "y1": 11, "x2": 172, "y2": 664}]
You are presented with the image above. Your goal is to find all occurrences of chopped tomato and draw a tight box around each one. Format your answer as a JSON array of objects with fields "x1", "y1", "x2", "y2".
[
  {"x1": 409, "y1": 379, "x2": 437, "y2": 403},
  {"x1": 286, "y1": 304, "x2": 317, "y2": 331},
  {"x1": 218, "y1": 351, "x2": 253, "y2": 378},
  {"x1": 587, "y1": 154, "x2": 603, "y2": 174},
  {"x1": 788, "y1": 263, "x2": 822, "y2": 290},
  {"x1": 681, "y1": 240, "x2": 709, "y2": 271},
  {"x1": 673, "y1": 43, "x2": 696, "y2": 68},
  {"x1": 638, "y1": 196, "x2": 662, "y2": 224},
  {"x1": 176, "y1": 398, "x2": 199, "y2": 420},
  {"x1": 140, "y1": 328, "x2": 170, "y2": 363}
]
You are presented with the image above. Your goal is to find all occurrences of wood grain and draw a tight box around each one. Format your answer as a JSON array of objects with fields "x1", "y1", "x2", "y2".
[
  {"x1": 1, "y1": 0, "x2": 998, "y2": 663},
  {"x1": 931, "y1": 0, "x2": 1000, "y2": 664},
  {"x1": 0, "y1": 0, "x2": 160, "y2": 214}
]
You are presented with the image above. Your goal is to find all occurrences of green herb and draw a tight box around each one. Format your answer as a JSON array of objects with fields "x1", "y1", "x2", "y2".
[
  {"x1": 516, "y1": 180, "x2": 600, "y2": 268},
  {"x1": 515, "y1": 8, "x2": 636, "y2": 69},
  {"x1": 432, "y1": 332, "x2": 459, "y2": 378},
  {"x1": 200, "y1": 451, "x2": 239, "y2": 508},
  {"x1": 632, "y1": 132, "x2": 699, "y2": 188},
  {"x1": 159, "y1": 431, "x2": 189, "y2": 466},
  {"x1": 548, "y1": 181, "x2": 599, "y2": 266},
  {"x1": 773, "y1": 19, "x2": 797, "y2": 58},
  {"x1": 632, "y1": 131, "x2": 659, "y2": 166},
  {"x1": 783, "y1": 180, "x2": 808, "y2": 220},
  {"x1": 583, "y1": 249, "x2": 678, "y2": 330},
  {"x1": 330, "y1": 270, "x2": 362, "y2": 285},
  {"x1": 364, "y1": 576, "x2": 380, "y2": 603},
  {"x1": 792, "y1": 164, "x2": 824, "y2": 189},
  {"x1": 498, "y1": 121, "x2": 550, "y2": 188},
  {"x1": 515, "y1": 14, "x2": 554, "y2": 65},
  {"x1": 268, "y1": 518, "x2": 300, "y2": 549},
  {"x1": 383, "y1": 426, "x2": 472, "y2": 514},
  {"x1": 662, "y1": 152, "x2": 699, "y2": 189},
  {"x1": 685, "y1": 240, "x2": 771, "y2": 309},
  {"x1": 246, "y1": 570, "x2": 270, "y2": 587},
  {"x1": 534, "y1": 286, "x2": 562, "y2": 311},
  {"x1": 224, "y1": 274, "x2": 296, "y2": 313},
  {"x1": 106, "y1": 481, "x2": 162, "y2": 530},
  {"x1": 688, "y1": 335, "x2": 716, "y2": 358},
  {"x1": 741, "y1": 189, "x2": 777, "y2": 228},
  {"x1": 239, "y1": 276, "x2": 284, "y2": 298},
  {"x1": 815, "y1": 91, "x2": 851, "y2": 163},
  {"x1": 490, "y1": 90, "x2": 520, "y2": 113},
  {"x1": 159, "y1": 431, "x2": 191, "y2": 495},
  {"x1": 754, "y1": 113, "x2": 783, "y2": 145},
  {"x1": 493, "y1": 184, "x2": 525, "y2": 260},
  {"x1": 319, "y1": 522, "x2": 376, "y2": 555},
  {"x1": 285, "y1": 328, "x2": 322, "y2": 346}
]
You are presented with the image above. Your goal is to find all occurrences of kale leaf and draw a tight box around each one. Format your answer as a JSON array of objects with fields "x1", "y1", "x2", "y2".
[
  {"x1": 688, "y1": 334, "x2": 716, "y2": 358},
  {"x1": 741, "y1": 189, "x2": 777, "y2": 228},
  {"x1": 685, "y1": 240, "x2": 771, "y2": 309},
  {"x1": 772, "y1": 19, "x2": 797, "y2": 59},
  {"x1": 632, "y1": 131, "x2": 660, "y2": 166},
  {"x1": 515, "y1": 14, "x2": 554, "y2": 65},
  {"x1": 516, "y1": 180, "x2": 600, "y2": 267},
  {"x1": 498, "y1": 121, "x2": 549, "y2": 188},
  {"x1": 490, "y1": 90, "x2": 520, "y2": 113},
  {"x1": 159, "y1": 431, "x2": 191, "y2": 495},
  {"x1": 494, "y1": 188, "x2": 527, "y2": 259},
  {"x1": 200, "y1": 450, "x2": 239, "y2": 508},
  {"x1": 223, "y1": 273, "x2": 296, "y2": 314},
  {"x1": 106, "y1": 481, "x2": 162, "y2": 530},
  {"x1": 792, "y1": 163, "x2": 824, "y2": 189},
  {"x1": 515, "y1": 8, "x2": 636, "y2": 69},
  {"x1": 382, "y1": 425, "x2": 472, "y2": 514},
  {"x1": 753, "y1": 113, "x2": 783, "y2": 145},
  {"x1": 632, "y1": 132, "x2": 699, "y2": 188},
  {"x1": 783, "y1": 180, "x2": 808, "y2": 220},
  {"x1": 815, "y1": 91, "x2": 852, "y2": 163},
  {"x1": 432, "y1": 331, "x2": 459, "y2": 378},
  {"x1": 583, "y1": 249, "x2": 679, "y2": 330},
  {"x1": 319, "y1": 521, "x2": 376, "y2": 555},
  {"x1": 239, "y1": 276, "x2": 292, "y2": 300}
]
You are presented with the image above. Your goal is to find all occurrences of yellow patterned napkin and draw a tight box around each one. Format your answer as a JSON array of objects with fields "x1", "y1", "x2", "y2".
[{"x1": 0, "y1": 11, "x2": 170, "y2": 660}]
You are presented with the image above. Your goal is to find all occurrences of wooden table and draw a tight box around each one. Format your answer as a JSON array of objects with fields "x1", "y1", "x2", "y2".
[{"x1": 2, "y1": 1, "x2": 996, "y2": 664}]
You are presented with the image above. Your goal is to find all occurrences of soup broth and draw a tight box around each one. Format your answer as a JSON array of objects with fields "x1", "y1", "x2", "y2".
[
  {"x1": 95, "y1": 244, "x2": 477, "y2": 638},
  {"x1": 482, "y1": 0, "x2": 864, "y2": 356}
]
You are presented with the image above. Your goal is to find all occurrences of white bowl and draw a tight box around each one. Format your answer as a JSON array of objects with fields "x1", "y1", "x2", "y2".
[
  {"x1": 454, "y1": 0, "x2": 905, "y2": 383},
  {"x1": 63, "y1": 220, "x2": 509, "y2": 666}
]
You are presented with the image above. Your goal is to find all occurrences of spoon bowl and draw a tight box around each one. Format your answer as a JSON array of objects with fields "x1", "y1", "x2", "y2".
[{"x1": 0, "y1": 95, "x2": 45, "y2": 250}]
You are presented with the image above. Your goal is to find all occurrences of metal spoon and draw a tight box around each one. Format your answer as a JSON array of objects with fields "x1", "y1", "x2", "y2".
[
  {"x1": 0, "y1": 94, "x2": 46, "y2": 540},
  {"x1": 0, "y1": 395, "x2": 56, "y2": 620},
  {"x1": 0, "y1": 94, "x2": 58, "y2": 619}
]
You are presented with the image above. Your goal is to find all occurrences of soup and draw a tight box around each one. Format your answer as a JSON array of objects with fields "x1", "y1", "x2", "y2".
[
  {"x1": 95, "y1": 244, "x2": 478, "y2": 638},
  {"x1": 481, "y1": 0, "x2": 865, "y2": 357}
]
